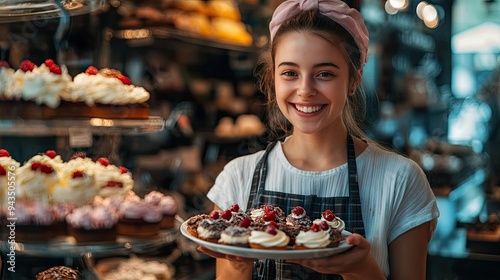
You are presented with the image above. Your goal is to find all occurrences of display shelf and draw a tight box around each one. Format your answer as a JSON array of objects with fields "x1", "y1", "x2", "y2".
[
  {"x1": 111, "y1": 27, "x2": 259, "y2": 53},
  {"x1": 0, "y1": 116, "x2": 165, "y2": 136},
  {"x1": 0, "y1": 0, "x2": 106, "y2": 23},
  {"x1": 1, "y1": 224, "x2": 179, "y2": 258}
]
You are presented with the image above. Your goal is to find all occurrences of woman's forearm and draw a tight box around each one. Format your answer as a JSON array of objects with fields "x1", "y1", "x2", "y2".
[{"x1": 216, "y1": 259, "x2": 253, "y2": 280}]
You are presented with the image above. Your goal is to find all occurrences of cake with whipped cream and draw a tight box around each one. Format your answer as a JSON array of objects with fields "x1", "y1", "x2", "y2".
[
  {"x1": 0, "y1": 149, "x2": 20, "y2": 214},
  {"x1": 66, "y1": 204, "x2": 119, "y2": 243},
  {"x1": 144, "y1": 191, "x2": 178, "y2": 229},
  {"x1": 294, "y1": 222, "x2": 332, "y2": 250},
  {"x1": 15, "y1": 199, "x2": 56, "y2": 242},
  {"x1": 196, "y1": 209, "x2": 232, "y2": 243},
  {"x1": 0, "y1": 60, "x2": 150, "y2": 119},
  {"x1": 16, "y1": 150, "x2": 64, "y2": 204},
  {"x1": 117, "y1": 193, "x2": 164, "y2": 237},
  {"x1": 314, "y1": 209, "x2": 345, "y2": 233},
  {"x1": 248, "y1": 221, "x2": 290, "y2": 250},
  {"x1": 218, "y1": 216, "x2": 252, "y2": 247}
]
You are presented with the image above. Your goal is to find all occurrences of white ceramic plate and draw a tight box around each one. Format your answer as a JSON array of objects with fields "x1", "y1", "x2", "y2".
[{"x1": 180, "y1": 221, "x2": 353, "y2": 259}]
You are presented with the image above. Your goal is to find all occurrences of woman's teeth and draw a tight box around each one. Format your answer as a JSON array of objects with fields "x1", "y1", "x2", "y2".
[{"x1": 295, "y1": 105, "x2": 323, "y2": 113}]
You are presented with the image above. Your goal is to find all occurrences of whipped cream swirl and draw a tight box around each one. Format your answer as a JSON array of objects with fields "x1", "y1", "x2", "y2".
[
  {"x1": 295, "y1": 230, "x2": 331, "y2": 248},
  {"x1": 249, "y1": 230, "x2": 290, "y2": 248}
]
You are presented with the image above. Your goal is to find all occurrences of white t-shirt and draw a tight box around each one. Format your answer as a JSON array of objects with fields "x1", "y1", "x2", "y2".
[{"x1": 207, "y1": 141, "x2": 440, "y2": 277}]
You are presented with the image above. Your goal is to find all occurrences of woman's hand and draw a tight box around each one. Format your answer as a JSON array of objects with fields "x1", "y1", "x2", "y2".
[
  {"x1": 197, "y1": 246, "x2": 254, "y2": 280},
  {"x1": 286, "y1": 234, "x2": 385, "y2": 279}
]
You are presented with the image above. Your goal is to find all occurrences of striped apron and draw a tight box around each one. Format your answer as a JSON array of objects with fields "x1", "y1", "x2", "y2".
[{"x1": 247, "y1": 135, "x2": 365, "y2": 280}]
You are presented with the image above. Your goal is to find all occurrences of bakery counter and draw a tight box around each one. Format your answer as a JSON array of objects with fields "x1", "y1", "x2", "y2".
[{"x1": 0, "y1": 116, "x2": 165, "y2": 136}]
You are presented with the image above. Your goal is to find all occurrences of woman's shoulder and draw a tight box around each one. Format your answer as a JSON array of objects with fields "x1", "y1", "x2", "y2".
[
  {"x1": 362, "y1": 143, "x2": 422, "y2": 171},
  {"x1": 224, "y1": 149, "x2": 267, "y2": 170}
]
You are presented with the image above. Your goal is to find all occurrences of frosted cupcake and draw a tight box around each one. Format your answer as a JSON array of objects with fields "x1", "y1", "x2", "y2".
[
  {"x1": 15, "y1": 199, "x2": 56, "y2": 242},
  {"x1": 10, "y1": 59, "x2": 71, "y2": 108},
  {"x1": 16, "y1": 150, "x2": 63, "y2": 203},
  {"x1": 117, "y1": 198, "x2": 163, "y2": 237},
  {"x1": 66, "y1": 204, "x2": 119, "y2": 243},
  {"x1": 69, "y1": 66, "x2": 150, "y2": 105},
  {"x1": 144, "y1": 191, "x2": 178, "y2": 229},
  {"x1": 0, "y1": 61, "x2": 15, "y2": 99},
  {"x1": 314, "y1": 209, "x2": 345, "y2": 232},
  {"x1": 0, "y1": 149, "x2": 20, "y2": 211},
  {"x1": 218, "y1": 216, "x2": 252, "y2": 247},
  {"x1": 92, "y1": 158, "x2": 134, "y2": 198},
  {"x1": 294, "y1": 223, "x2": 331, "y2": 250},
  {"x1": 248, "y1": 221, "x2": 289, "y2": 250},
  {"x1": 196, "y1": 210, "x2": 231, "y2": 243}
]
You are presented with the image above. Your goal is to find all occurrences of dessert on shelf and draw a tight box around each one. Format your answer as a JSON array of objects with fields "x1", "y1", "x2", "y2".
[
  {"x1": 36, "y1": 265, "x2": 80, "y2": 280},
  {"x1": 0, "y1": 60, "x2": 150, "y2": 119}
]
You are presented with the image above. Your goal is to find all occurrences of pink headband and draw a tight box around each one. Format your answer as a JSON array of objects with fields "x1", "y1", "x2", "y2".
[{"x1": 269, "y1": 0, "x2": 369, "y2": 65}]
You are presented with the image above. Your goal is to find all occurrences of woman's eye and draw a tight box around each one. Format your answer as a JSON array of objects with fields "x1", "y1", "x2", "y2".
[
  {"x1": 282, "y1": 71, "x2": 297, "y2": 77},
  {"x1": 317, "y1": 72, "x2": 334, "y2": 78}
]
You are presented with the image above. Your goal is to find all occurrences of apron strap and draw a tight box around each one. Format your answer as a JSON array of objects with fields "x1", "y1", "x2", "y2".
[
  {"x1": 347, "y1": 134, "x2": 365, "y2": 236},
  {"x1": 247, "y1": 141, "x2": 277, "y2": 211}
]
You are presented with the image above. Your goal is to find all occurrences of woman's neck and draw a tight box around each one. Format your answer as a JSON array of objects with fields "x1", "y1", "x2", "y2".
[{"x1": 282, "y1": 128, "x2": 350, "y2": 171}]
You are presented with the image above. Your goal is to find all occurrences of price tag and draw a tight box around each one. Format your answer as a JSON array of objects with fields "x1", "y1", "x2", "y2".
[{"x1": 69, "y1": 127, "x2": 93, "y2": 148}]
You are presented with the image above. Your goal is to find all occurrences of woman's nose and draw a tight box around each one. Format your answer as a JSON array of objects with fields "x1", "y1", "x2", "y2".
[{"x1": 297, "y1": 77, "x2": 317, "y2": 98}]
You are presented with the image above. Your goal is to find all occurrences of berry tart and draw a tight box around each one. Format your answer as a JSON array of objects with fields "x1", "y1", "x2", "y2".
[
  {"x1": 314, "y1": 209, "x2": 345, "y2": 232},
  {"x1": 196, "y1": 209, "x2": 231, "y2": 243},
  {"x1": 218, "y1": 216, "x2": 252, "y2": 247}
]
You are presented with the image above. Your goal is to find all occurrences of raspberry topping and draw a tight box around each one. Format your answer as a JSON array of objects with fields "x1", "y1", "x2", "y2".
[
  {"x1": 106, "y1": 181, "x2": 123, "y2": 188},
  {"x1": 0, "y1": 166, "x2": 6, "y2": 176},
  {"x1": 44, "y1": 59, "x2": 55, "y2": 67},
  {"x1": 20, "y1": 60, "x2": 36, "y2": 72},
  {"x1": 0, "y1": 149, "x2": 10, "y2": 157},
  {"x1": 208, "y1": 210, "x2": 220, "y2": 220},
  {"x1": 119, "y1": 166, "x2": 128, "y2": 174},
  {"x1": 0, "y1": 60, "x2": 10, "y2": 68},
  {"x1": 49, "y1": 64, "x2": 62, "y2": 75},
  {"x1": 267, "y1": 220, "x2": 278, "y2": 228},
  {"x1": 263, "y1": 205, "x2": 274, "y2": 214},
  {"x1": 292, "y1": 206, "x2": 305, "y2": 216},
  {"x1": 238, "y1": 217, "x2": 251, "y2": 228},
  {"x1": 319, "y1": 221, "x2": 330, "y2": 231},
  {"x1": 96, "y1": 157, "x2": 110, "y2": 167},
  {"x1": 309, "y1": 223, "x2": 321, "y2": 232},
  {"x1": 72, "y1": 170, "x2": 84, "y2": 179},
  {"x1": 265, "y1": 225, "x2": 278, "y2": 235},
  {"x1": 221, "y1": 209, "x2": 232, "y2": 220},
  {"x1": 45, "y1": 150, "x2": 57, "y2": 159},
  {"x1": 85, "y1": 66, "x2": 98, "y2": 75},
  {"x1": 263, "y1": 211, "x2": 276, "y2": 222},
  {"x1": 116, "y1": 74, "x2": 132, "y2": 85},
  {"x1": 322, "y1": 210, "x2": 336, "y2": 221},
  {"x1": 31, "y1": 162, "x2": 54, "y2": 174},
  {"x1": 70, "y1": 152, "x2": 86, "y2": 160},
  {"x1": 229, "y1": 203, "x2": 240, "y2": 212}
]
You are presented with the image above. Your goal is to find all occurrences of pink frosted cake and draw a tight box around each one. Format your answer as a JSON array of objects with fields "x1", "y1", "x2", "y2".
[
  {"x1": 144, "y1": 191, "x2": 178, "y2": 229},
  {"x1": 66, "y1": 204, "x2": 119, "y2": 243}
]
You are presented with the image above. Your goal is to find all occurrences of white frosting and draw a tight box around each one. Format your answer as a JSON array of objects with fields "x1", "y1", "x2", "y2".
[
  {"x1": 250, "y1": 208, "x2": 264, "y2": 220},
  {"x1": 0, "y1": 67, "x2": 15, "y2": 99},
  {"x1": 249, "y1": 230, "x2": 290, "y2": 248},
  {"x1": 66, "y1": 204, "x2": 119, "y2": 230},
  {"x1": 10, "y1": 64, "x2": 71, "y2": 108},
  {"x1": 218, "y1": 225, "x2": 251, "y2": 245},
  {"x1": 314, "y1": 217, "x2": 345, "y2": 232},
  {"x1": 16, "y1": 155, "x2": 62, "y2": 202},
  {"x1": 295, "y1": 230, "x2": 331, "y2": 248},
  {"x1": 70, "y1": 73, "x2": 150, "y2": 105},
  {"x1": 91, "y1": 163, "x2": 133, "y2": 198},
  {"x1": 52, "y1": 165, "x2": 99, "y2": 205},
  {"x1": 0, "y1": 156, "x2": 20, "y2": 208}
]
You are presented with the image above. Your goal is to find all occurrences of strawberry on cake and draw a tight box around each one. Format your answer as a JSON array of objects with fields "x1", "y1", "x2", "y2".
[
  {"x1": 196, "y1": 209, "x2": 232, "y2": 243},
  {"x1": 314, "y1": 209, "x2": 345, "y2": 232}
]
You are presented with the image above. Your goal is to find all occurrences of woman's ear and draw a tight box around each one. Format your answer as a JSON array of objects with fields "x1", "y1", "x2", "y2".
[{"x1": 349, "y1": 68, "x2": 364, "y2": 95}]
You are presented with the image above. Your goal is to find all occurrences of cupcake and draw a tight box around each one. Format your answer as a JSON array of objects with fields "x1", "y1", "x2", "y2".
[
  {"x1": 0, "y1": 61, "x2": 15, "y2": 99},
  {"x1": 0, "y1": 149, "x2": 20, "y2": 212},
  {"x1": 314, "y1": 209, "x2": 345, "y2": 232},
  {"x1": 14, "y1": 199, "x2": 56, "y2": 242},
  {"x1": 218, "y1": 216, "x2": 252, "y2": 247},
  {"x1": 294, "y1": 223, "x2": 331, "y2": 250},
  {"x1": 186, "y1": 213, "x2": 208, "y2": 238},
  {"x1": 36, "y1": 266, "x2": 79, "y2": 280},
  {"x1": 144, "y1": 191, "x2": 178, "y2": 229},
  {"x1": 248, "y1": 221, "x2": 289, "y2": 250},
  {"x1": 196, "y1": 210, "x2": 231, "y2": 243},
  {"x1": 16, "y1": 150, "x2": 63, "y2": 203},
  {"x1": 312, "y1": 220, "x2": 343, "y2": 247},
  {"x1": 249, "y1": 204, "x2": 286, "y2": 231},
  {"x1": 283, "y1": 206, "x2": 312, "y2": 245},
  {"x1": 91, "y1": 158, "x2": 134, "y2": 198},
  {"x1": 226, "y1": 203, "x2": 248, "y2": 226},
  {"x1": 117, "y1": 197, "x2": 163, "y2": 237},
  {"x1": 66, "y1": 204, "x2": 119, "y2": 243},
  {"x1": 51, "y1": 156, "x2": 99, "y2": 206}
]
